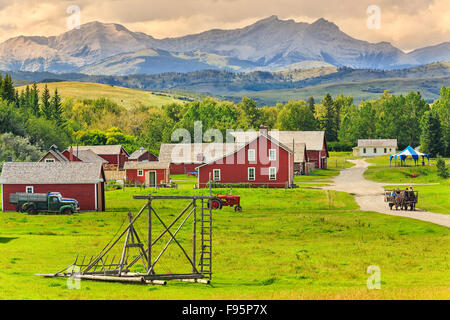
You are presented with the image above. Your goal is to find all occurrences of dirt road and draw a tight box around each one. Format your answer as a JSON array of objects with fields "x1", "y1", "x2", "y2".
[{"x1": 324, "y1": 159, "x2": 450, "y2": 228}]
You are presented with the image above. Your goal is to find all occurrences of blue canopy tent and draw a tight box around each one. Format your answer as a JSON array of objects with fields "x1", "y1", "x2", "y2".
[{"x1": 390, "y1": 146, "x2": 429, "y2": 167}]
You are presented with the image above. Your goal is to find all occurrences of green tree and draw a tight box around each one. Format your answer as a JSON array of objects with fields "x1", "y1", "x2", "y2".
[
  {"x1": 433, "y1": 87, "x2": 450, "y2": 156},
  {"x1": 321, "y1": 93, "x2": 338, "y2": 142},
  {"x1": 307, "y1": 96, "x2": 315, "y2": 114},
  {"x1": 420, "y1": 111, "x2": 443, "y2": 157},
  {"x1": 276, "y1": 100, "x2": 317, "y2": 131},
  {"x1": 30, "y1": 82, "x2": 40, "y2": 116},
  {"x1": 436, "y1": 155, "x2": 448, "y2": 179},
  {"x1": 40, "y1": 85, "x2": 52, "y2": 119},
  {"x1": 51, "y1": 88, "x2": 65, "y2": 127}
]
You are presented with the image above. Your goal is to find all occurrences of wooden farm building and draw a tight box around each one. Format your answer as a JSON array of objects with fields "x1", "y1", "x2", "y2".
[
  {"x1": 124, "y1": 161, "x2": 170, "y2": 187},
  {"x1": 74, "y1": 145, "x2": 129, "y2": 170},
  {"x1": 128, "y1": 147, "x2": 158, "y2": 162},
  {"x1": 197, "y1": 127, "x2": 294, "y2": 188},
  {"x1": 231, "y1": 130, "x2": 328, "y2": 170},
  {"x1": 0, "y1": 162, "x2": 105, "y2": 212},
  {"x1": 39, "y1": 145, "x2": 107, "y2": 165},
  {"x1": 353, "y1": 139, "x2": 398, "y2": 157},
  {"x1": 159, "y1": 143, "x2": 243, "y2": 174}
]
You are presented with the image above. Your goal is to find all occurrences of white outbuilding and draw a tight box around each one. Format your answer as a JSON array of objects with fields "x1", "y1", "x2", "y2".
[{"x1": 353, "y1": 139, "x2": 397, "y2": 157}]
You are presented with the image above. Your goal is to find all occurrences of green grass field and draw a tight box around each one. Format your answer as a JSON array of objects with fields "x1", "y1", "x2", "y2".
[
  {"x1": 15, "y1": 82, "x2": 186, "y2": 109},
  {"x1": 1, "y1": 185, "x2": 449, "y2": 299}
]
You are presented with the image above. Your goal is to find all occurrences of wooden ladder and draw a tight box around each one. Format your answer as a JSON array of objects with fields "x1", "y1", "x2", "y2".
[{"x1": 199, "y1": 199, "x2": 212, "y2": 279}]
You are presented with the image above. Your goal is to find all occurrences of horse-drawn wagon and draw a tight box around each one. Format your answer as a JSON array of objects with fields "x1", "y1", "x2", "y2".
[{"x1": 384, "y1": 189, "x2": 418, "y2": 211}]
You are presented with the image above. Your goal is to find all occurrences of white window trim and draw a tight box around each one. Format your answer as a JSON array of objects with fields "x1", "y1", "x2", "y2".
[
  {"x1": 26, "y1": 186, "x2": 34, "y2": 193},
  {"x1": 137, "y1": 169, "x2": 144, "y2": 177},
  {"x1": 213, "y1": 169, "x2": 221, "y2": 181},
  {"x1": 248, "y1": 167, "x2": 255, "y2": 181},
  {"x1": 269, "y1": 167, "x2": 277, "y2": 180},
  {"x1": 269, "y1": 149, "x2": 276, "y2": 161},
  {"x1": 45, "y1": 158, "x2": 55, "y2": 162},
  {"x1": 248, "y1": 149, "x2": 256, "y2": 162}
]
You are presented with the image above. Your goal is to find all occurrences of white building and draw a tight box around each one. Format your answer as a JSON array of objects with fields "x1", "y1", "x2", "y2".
[{"x1": 353, "y1": 139, "x2": 397, "y2": 157}]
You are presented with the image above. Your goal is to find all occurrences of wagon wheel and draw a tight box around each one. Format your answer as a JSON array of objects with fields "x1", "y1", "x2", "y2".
[
  {"x1": 27, "y1": 207, "x2": 37, "y2": 215},
  {"x1": 207, "y1": 198, "x2": 222, "y2": 210},
  {"x1": 234, "y1": 205, "x2": 242, "y2": 213}
]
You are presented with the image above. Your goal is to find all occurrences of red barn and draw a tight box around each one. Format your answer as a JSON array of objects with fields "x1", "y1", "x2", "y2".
[
  {"x1": 124, "y1": 162, "x2": 170, "y2": 187},
  {"x1": 197, "y1": 129, "x2": 294, "y2": 188},
  {"x1": 232, "y1": 130, "x2": 328, "y2": 170},
  {"x1": 128, "y1": 147, "x2": 158, "y2": 162},
  {"x1": 0, "y1": 162, "x2": 105, "y2": 212},
  {"x1": 75, "y1": 145, "x2": 129, "y2": 170}
]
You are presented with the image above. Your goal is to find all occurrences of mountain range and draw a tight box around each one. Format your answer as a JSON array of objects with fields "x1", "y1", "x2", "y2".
[{"x1": 0, "y1": 16, "x2": 449, "y2": 75}]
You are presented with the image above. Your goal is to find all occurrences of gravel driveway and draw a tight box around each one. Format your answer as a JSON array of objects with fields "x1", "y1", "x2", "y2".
[{"x1": 324, "y1": 158, "x2": 450, "y2": 228}]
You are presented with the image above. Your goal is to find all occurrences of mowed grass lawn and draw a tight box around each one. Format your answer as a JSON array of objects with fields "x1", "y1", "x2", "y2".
[
  {"x1": 15, "y1": 82, "x2": 185, "y2": 109},
  {"x1": 0, "y1": 186, "x2": 449, "y2": 299},
  {"x1": 364, "y1": 156, "x2": 450, "y2": 214}
]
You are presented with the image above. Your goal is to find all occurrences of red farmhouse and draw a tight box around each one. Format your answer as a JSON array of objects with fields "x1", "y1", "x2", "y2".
[
  {"x1": 75, "y1": 145, "x2": 129, "y2": 170},
  {"x1": 0, "y1": 162, "x2": 105, "y2": 212},
  {"x1": 232, "y1": 130, "x2": 328, "y2": 169},
  {"x1": 197, "y1": 128, "x2": 294, "y2": 188},
  {"x1": 124, "y1": 162, "x2": 170, "y2": 187},
  {"x1": 128, "y1": 147, "x2": 158, "y2": 162}
]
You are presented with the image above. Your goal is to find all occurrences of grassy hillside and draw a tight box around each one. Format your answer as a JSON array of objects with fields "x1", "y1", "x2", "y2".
[
  {"x1": 15, "y1": 81, "x2": 187, "y2": 109},
  {"x1": 224, "y1": 76, "x2": 450, "y2": 105}
]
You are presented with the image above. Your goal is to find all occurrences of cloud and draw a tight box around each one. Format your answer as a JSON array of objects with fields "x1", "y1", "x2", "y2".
[{"x1": 0, "y1": 0, "x2": 448, "y2": 51}]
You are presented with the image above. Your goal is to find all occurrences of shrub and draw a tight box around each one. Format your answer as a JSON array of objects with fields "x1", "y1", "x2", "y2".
[{"x1": 436, "y1": 156, "x2": 449, "y2": 179}]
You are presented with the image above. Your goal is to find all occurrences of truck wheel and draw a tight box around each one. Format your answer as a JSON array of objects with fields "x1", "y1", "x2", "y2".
[
  {"x1": 234, "y1": 205, "x2": 242, "y2": 213},
  {"x1": 27, "y1": 207, "x2": 37, "y2": 215},
  {"x1": 62, "y1": 208, "x2": 73, "y2": 215}
]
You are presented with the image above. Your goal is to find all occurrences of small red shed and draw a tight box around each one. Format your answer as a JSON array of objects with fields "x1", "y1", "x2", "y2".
[
  {"x1": 196, "y1": 129, "x2": 294, "y2": 188},
  {"x1": 124, "y1": 161, "x2": 170, "y2": 187},
  {"x1": 0, "y1": 162, "x2": 105, "y2": 212}
]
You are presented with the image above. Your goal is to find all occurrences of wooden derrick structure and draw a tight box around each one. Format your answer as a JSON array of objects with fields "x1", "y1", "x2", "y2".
[{"x1": 38, "y1": 194, "x2": 214, "y2": 285}]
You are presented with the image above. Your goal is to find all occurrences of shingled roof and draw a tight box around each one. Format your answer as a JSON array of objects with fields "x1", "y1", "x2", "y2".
[
  {"x1": 159, "y1": 143, "x2": 245, "y2": 164},
  {"x1": 74, "y1": 150, "x2": 108, "y2": 164},
  {"x1": 128, "y1": 147, "x2": 156, "y2": 160},
  {"x1": 124, "y1": 161, "x2": 170, "y2": 170},
  {"x1": 0, "y1": 162, "x2": 104, "y2": 184},
  {"x1": 231, "y1": 131, "x2": 326, "y2": 151},
  {"x1": 357, "y1": 139, "x2": 398, "y2": 147},
  {"x1": 75, "y1": 145, "x2": 128, "y2": 155}
]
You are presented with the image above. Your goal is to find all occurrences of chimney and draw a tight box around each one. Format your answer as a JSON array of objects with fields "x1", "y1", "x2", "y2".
[
  {"x1": 196, "y1": 153, "x2": 204, "y2": 162},
  {"x1": 69, "y1": 146, "x2": 74, "y2": 161},
  {"x1": 259, "y1": 125, "x2": 268, "y2": 136}
]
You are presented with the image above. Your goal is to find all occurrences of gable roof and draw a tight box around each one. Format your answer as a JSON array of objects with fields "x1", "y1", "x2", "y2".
[
  {"x1": 39, "y1": 148, "x2": 68, "y2": 162},
  {"x1": 231, "y1": 131, "x2": 326, "y2": 151},
  {"x1": 159, "y1": 143, "x2": 245, "y2": 164},
  {"x1": 75, "y1": 145, "x2": 128, "y2": 155},
  {"x1": 196, "y1": 133, "x2": 294, "y2": 169},
  {"x1": 0, "y1": 162, "x2": 104, "y2": 184},
  {"x1": 124, "y1": 161, "x2": 170, "y2": 170},
  {"x1": 74, "y1": 149, "x2": 108, "y2": 164},
  {"x1": 357, "y1": 139, "x2": 398, "y2": 147},
  {"x1": 292, "y1": 143, "x2": 307, "y2": 163},
  {"x1": 129, "y1": 147, "x2": 156, "y2": 160}
]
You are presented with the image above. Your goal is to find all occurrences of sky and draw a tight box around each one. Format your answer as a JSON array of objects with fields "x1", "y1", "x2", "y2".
[{"x1": 0, "y1": 0, "x2": 448, "y2": 51}]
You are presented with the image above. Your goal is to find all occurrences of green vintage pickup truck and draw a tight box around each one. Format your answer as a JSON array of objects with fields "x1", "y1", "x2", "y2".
[{"x1": 10, "y1": 192, "x2": 80, "y2": 215}]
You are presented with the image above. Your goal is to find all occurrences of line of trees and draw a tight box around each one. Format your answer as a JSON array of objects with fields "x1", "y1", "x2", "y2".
[{"x1": 1, "y1": 71, "x2": 449, "y2": 164}]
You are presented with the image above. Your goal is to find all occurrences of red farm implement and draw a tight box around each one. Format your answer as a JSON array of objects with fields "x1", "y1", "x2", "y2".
[{"x1": 207, "y1": 194, "x2": 242, "y2": 212}]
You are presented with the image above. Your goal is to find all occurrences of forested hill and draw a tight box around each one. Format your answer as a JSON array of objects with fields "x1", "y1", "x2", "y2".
[{"x1": 8, "y1": 62, "x2": 450, "y2": 96}]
